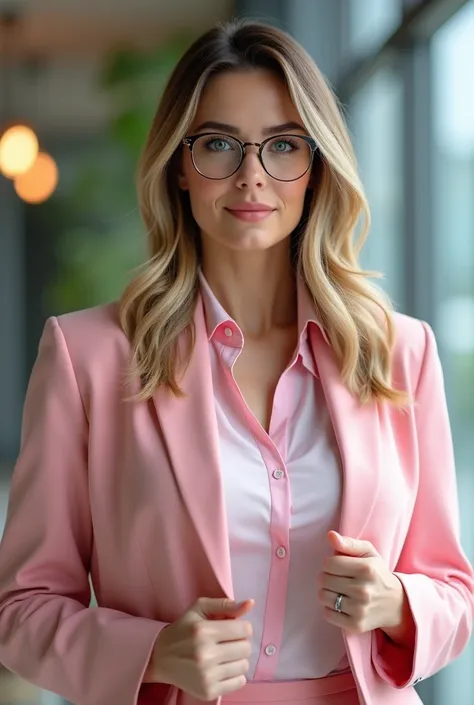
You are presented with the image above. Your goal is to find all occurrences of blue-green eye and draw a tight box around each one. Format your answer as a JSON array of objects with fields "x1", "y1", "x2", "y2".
[
  {"x1": 270, "y1": 139, "x2": 298, "y2": 153},
  {"x1": 205, "y1": 138, "x2": 233, "y2": 152}
]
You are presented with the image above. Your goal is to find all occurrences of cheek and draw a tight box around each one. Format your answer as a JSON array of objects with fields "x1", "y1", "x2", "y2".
[
  {"x1": 278, "y1": 181, "x2": 311, "y2": 221},
  {"x1": 181, "y1": 149, "x2": 220, "y2": 204},
  {"x1": 186, "y1": 175, "x2": 226, "y2": 228}
]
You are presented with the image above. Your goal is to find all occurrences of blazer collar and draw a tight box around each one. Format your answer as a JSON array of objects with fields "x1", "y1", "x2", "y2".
[
  {"x1": 308, "y1": 324, "x2": 383, "y2": 540},
  {"x1": 152, "y1": 296, "x2": 235, "y2": 598}
]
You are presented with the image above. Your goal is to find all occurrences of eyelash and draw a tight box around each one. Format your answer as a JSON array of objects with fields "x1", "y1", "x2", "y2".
[
  {"x1": 273, "y1": 138, "x2": 299, "y2": 149},
  {"x1": 203, "y1": 137, "x2": 300, "y2": 150},
  {"x1": 204, "y1": 138, "x2": 234, "y2": 150}
]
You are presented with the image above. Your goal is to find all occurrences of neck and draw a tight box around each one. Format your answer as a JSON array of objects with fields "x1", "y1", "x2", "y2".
[{"x1": 201, "y1": 240, "x2": 297, "y2": 339}]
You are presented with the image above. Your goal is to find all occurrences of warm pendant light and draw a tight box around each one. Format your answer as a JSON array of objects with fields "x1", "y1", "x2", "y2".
[
  {"x1": 0, "y1": 11, "x2": 58, "y2": 203},
  {"x1": 0, "y1": 123, "x2": 39, "y2": 178},
  {"x1": 14, "y1": 151, "x2": 59, "y2": 204}
]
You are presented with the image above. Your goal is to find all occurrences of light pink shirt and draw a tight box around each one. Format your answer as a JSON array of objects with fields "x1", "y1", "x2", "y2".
[{"x1": 199, "y1": 273, "x2": 350, "y2": 682}]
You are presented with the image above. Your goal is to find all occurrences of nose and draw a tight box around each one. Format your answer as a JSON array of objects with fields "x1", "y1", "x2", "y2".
[{"x1": 234, "y1": 145, "x2": 267, "y2": 189}]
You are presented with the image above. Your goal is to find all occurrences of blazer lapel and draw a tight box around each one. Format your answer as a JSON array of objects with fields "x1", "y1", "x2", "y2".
[
  {"x1": 309, "y1": 325, "x2": 383, "y2": 540},
  {"x1": 152, "y1": 296, "x2": 234, "y2": 599}
]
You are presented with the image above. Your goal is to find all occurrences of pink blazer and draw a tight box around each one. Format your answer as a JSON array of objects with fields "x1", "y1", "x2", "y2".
[{"x1": 0, "y1": 298, "x2": 472, "y2": 705}]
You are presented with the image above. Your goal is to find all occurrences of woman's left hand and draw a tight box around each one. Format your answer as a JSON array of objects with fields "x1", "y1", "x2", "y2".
[{"x1": 318, "y1": 530, "x2": 406, "y2": 636}]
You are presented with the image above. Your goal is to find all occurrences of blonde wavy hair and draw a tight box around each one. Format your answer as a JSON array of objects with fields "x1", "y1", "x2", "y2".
[{"x1": 119, "y1": 18, "x2": 406, "y2": 406}]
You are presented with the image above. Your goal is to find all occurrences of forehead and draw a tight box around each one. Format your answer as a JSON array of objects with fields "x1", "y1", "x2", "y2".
[{"x1": 191, "y1": 69, "x2": 301, "y2": 128}]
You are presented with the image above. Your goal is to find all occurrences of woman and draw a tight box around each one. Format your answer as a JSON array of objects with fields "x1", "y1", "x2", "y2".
[{"x1": 0, "y1": 18, "x2": 472, "y2": 705}]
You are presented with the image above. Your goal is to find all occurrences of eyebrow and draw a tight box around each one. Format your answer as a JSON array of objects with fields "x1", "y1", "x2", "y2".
[{"x1": 192, "y1": 120, "x2": 307, "y2": 136}]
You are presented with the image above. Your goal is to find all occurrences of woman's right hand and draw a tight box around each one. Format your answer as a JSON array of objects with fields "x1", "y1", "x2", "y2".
[{"x1": 148, "y1": 597, "x2": 255, "y2": 701}]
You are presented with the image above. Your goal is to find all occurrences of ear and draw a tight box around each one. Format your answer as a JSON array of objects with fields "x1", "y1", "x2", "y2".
[
  {"x1": 308, "y1": 157, "x2": 322, "y2": 191},
  {"x1": 178, "y1": 171, "x2": 189, "y2": 191},
  {"x1": 177, "y1": 146, "x2": 190, "y2": 190}
]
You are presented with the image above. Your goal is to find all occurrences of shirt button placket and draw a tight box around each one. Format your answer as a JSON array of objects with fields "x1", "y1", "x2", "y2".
[{"x1": 254, "y1": 459, "x2": 290, "y2": 681}]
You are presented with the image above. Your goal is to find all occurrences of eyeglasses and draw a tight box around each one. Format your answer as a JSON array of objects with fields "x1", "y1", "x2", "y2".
[{"x1": 182, "y1": 132, "x2": 318, "y2": 182}]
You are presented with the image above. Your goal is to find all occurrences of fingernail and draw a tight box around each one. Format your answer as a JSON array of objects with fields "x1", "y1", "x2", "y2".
[{"x1": 237, "y1": 599, "x2": 253, "y2": 607}]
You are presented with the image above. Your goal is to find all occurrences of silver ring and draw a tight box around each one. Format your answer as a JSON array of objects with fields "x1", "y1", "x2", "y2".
[{"x1": 334, "y1": 593, "x2": 344, "y2": 613}]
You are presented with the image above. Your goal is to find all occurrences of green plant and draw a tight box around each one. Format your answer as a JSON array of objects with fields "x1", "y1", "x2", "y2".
[{"x1": 46, "y1": 36, "x2": 191, "y2": 313}]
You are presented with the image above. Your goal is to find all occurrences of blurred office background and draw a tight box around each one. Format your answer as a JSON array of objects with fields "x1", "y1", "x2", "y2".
[{"x1": 0, "y1": 0, "x2": 473, "y2": 703}]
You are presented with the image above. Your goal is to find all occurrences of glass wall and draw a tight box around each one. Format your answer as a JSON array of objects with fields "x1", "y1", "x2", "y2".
[
  {"x1": 431, "y1": 4, "x2": 474, "y2": 698},
  {"x1": 344, "y1": 1, "x2": 474, "y2": 701},
  {"x1": 432, "y1": 0, "x2": 474, "y2": 457},
  {"x1": 349, "y1": 65, "x2": 405, "y2": 309},
  {"x1": 348, "y1": 0, "x2": 402, "y2": 54}
]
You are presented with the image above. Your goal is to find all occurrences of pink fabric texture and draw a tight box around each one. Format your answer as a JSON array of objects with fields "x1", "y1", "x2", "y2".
[
  {"x1": 221, "y1": 672, "x2": 358, "y2": 704},
  {"x1": 140, "y1": 673, "x2": 359, "y2": 705},
  {"x1": 0, "y1": 293, "x2": 472, "y2": 705}
]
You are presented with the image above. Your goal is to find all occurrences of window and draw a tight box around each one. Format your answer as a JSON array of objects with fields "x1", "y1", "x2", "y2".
[
  {"x1": 431, "y1": 2, "x2": 474, "y2": 700},
  {"x1": 348, "y1": 0, "x2": 402, "y2": 54},
  {"x1": 349, "y1": 66, "x2": 405, "y2": 309}
]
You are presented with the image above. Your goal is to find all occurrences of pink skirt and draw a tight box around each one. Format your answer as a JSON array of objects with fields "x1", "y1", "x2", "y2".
[
  {"x1": 222, "y1": 672, "x2": 359, "y2": 705},
  {"x1": 138, "y1": 672, "x2": 359, "y2": 705}
]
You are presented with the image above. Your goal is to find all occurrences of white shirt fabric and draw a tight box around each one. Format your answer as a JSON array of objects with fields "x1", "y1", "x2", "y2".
[{"x1": 199, "y1": 272, "x2": 350, "y2": 682}]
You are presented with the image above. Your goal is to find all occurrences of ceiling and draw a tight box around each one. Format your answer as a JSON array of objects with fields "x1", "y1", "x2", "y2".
[
  {"x1": 0, "y1": 0, "x2": 233, "y2": 57},
  {"x1": 0, "y1": 0, "x2": 233, "y2": 133}
]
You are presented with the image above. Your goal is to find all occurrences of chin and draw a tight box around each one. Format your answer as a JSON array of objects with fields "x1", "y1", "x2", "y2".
[
  {"x1": 224, "y1": 231, "x2": 284, "y2": 251},
  {"x1": 200, "y1": 222, "x2": 291, "y2": 253}
]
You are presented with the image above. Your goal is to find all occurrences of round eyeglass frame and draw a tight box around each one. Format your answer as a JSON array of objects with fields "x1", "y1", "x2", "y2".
[{"x1": 181, "y1": 132, "x2": 319, "y2": 182}]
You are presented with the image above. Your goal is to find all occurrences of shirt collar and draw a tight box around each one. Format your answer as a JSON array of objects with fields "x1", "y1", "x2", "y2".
[{"x1": 198, "y1": 269, "x2": 329, "y2": 347}]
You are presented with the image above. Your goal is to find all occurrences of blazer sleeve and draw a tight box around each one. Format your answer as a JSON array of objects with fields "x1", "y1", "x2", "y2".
[
  {"x1": 0, "y1": 318, "x2": 168, "y2": 705},
  {"x1": 372, "y1": 321, "x2": 474, "y2": 688}
]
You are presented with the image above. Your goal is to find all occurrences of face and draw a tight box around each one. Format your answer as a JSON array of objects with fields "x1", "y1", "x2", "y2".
[{"x1": 178, "y1": 69, "x2": 314, "y2": 255}]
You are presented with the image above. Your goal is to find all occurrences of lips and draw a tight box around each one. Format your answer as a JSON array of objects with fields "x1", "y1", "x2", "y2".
[
  {"x1": 224, "y1": 206, "x2": 275, "y2": 222},
  {"x1": 226, "y1": 202, "x2": 274, "y2": 212}
]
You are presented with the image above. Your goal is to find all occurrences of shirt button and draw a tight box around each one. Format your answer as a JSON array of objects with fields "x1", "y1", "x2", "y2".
[
  {"x1": 265, "y1": 645, "x2": 276, "y2": 656},
  {"x1": 276, "y1": 546, "x2": 286, "y2": 558},
  {"x1": 224, "y1": 327, "x2": 233, "y2": 337},
  {"x1": 272, "y1": 469, "x2": 284, "y2": 479}
]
